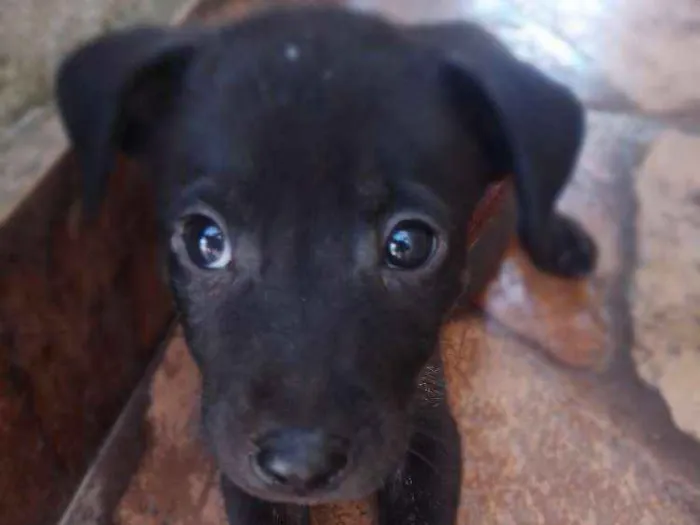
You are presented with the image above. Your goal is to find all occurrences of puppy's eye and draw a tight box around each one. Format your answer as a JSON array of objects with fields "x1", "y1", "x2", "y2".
[
  {"x1": 384, "y1": 220, "x2": 436, "y2": 270},
  {"x1": 182, "y1": 215, "x2": 232, "y2": 269}
]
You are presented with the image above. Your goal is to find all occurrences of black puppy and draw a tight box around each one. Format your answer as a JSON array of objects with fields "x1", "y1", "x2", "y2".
[{"x1": 56, "y1": 6, "x2": 596, "y2": 525}]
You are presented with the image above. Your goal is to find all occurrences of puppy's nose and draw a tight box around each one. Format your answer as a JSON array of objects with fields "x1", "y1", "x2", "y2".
[{"x1": 254, "y1": 429, "x2": 349, "y2": 491}]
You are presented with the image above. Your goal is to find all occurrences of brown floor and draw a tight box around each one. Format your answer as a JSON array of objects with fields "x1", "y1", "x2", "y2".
[{"x1": 115, "y1": 0, "x2": 700, "y2": 524}]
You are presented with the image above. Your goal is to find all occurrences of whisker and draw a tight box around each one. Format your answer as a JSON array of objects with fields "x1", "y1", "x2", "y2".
[
  {"x1": 411, "y1": 428, "x2": 452, "y2": 451},
  {"x1": 407, "y1": 447, "x2": 442, "y2": 478}
]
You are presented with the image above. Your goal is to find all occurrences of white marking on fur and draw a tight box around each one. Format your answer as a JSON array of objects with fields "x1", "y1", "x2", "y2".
[{"x1": 284, "y1": 43, "x2": 300, "y2": 62}]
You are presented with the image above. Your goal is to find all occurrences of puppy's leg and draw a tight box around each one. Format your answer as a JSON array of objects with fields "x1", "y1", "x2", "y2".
[
  {"x1": 377, "y1": 364, "x2": 461, "y2": 525},
  {"x1": 221, "y1": 476, "x2": 310, "y2": 525}
]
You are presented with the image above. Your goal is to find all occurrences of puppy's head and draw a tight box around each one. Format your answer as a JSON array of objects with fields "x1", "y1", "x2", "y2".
[{"x1": 57, "y1": 7, "x2": 508, "y2": 504}]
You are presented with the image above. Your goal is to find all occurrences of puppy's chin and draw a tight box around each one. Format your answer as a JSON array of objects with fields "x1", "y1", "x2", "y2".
[
  {"x1": 226, "y1": 474, "x2": 386, "y2": 506},
  {"x1": 219, "y1": 459, "x2": 398, "y2": 505}
]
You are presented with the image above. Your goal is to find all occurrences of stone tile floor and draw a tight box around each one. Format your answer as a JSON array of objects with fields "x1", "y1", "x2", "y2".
[{"x1": 101, "y1": 0, "x2": 700, "y2": 523}]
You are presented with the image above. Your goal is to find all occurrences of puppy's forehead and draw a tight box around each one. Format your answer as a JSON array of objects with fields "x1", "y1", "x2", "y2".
[
  {"x1": 182, "y1": 13, "x2": 443, "y2": 131},
  {"x1": 169, "y1": 11, "x2": 457, "y2": 221}
]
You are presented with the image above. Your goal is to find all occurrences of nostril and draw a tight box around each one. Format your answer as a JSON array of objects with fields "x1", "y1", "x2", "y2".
[
  {"x1": 253, "y1": 429, "x2": 349, "y2": 491},
  {"x1": 325, "y1": 449, "x2": 349, "y2": 476},
  {"x1": 314, "y1": 452, "x2": 348, "y2": 488}
]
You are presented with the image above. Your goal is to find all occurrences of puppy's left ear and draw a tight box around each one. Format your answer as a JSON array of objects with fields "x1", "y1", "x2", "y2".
[
  {"x1": 409, "y1": 23, "x2": 597, "y2": 278},
  {"x1": 56, "y1": 26, "x2": 206, "y2": 219}
]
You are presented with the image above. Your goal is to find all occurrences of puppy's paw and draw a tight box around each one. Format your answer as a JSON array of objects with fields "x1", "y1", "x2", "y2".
[{"x1": 525, "y1": 214, "x2": 598, "y2": 278}]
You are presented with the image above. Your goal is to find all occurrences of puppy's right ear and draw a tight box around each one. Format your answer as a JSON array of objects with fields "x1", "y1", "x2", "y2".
[
  {"x1": 56, "y1": 26, "x2": 205, "y2": 219},
  {"x1": 408, "y1": 22, "x2": 597, "y2": 278}
]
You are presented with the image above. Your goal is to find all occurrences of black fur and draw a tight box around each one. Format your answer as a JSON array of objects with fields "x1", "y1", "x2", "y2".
[{"x1": 55, "y1": 6, "x2": 597, "y2": 525}]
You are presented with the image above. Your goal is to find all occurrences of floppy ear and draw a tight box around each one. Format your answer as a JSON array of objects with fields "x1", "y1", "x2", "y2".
[
  {"x1": 55, "y1": 26, "x2": 204, "y2": 219},
  {"x1": 408, "y1": 22, "x2": 597, "y2": 278}
]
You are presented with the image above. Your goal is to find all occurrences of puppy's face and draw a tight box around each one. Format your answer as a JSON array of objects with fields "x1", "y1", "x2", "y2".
[
  {"x1": 56, "y1": 7, "x2": 504, "y2": 505},
  {"x1": 58, "y1": 4, "x2": 594, "y2": 505},
  {"x1": 155, "y1": 15, "x2": 485, "y2": 504}
]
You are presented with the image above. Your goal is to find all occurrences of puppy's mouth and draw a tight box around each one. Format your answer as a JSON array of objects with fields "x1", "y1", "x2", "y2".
[{"x1": 220, "y1": 462, "x2": 390, "y2": 506}]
